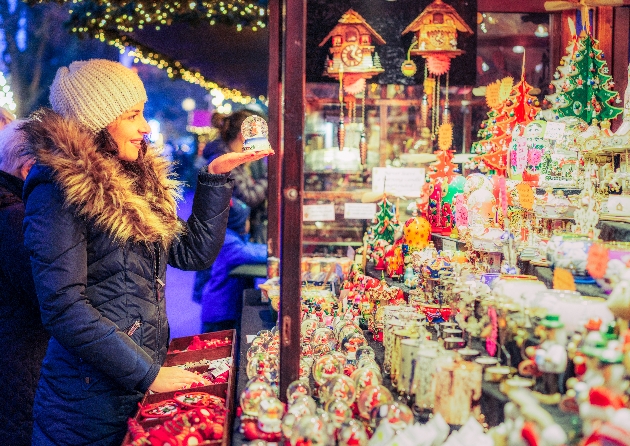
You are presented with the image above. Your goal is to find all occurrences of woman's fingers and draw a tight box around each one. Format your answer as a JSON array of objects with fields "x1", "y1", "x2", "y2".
[{"x1": 208, "y1": 149, "x2": 275, "y2": 174}]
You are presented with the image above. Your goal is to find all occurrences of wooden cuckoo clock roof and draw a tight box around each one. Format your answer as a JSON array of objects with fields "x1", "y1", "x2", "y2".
[
  {"x1": 318, "y1": 8, "x2": 386, "y2": 47},
  {"x1": 402, "y1": 0, "x2": 473, "y2": 36}
]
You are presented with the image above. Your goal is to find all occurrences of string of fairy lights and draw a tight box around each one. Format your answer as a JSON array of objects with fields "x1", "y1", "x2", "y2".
[{"x1": 27, "y1": 0, "x2": 268, "y2": 104}]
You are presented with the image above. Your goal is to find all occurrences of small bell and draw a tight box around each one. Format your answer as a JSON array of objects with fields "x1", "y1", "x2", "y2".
[
  {"x1": 338, "y1": 120, "x2": 345, "y2": 151},
  {"x1": 442, "y1": 103, "x2": 451, "y2": 124},
  {"x1": 359, "y1": 131, "x2": 367, "y2": 165}
]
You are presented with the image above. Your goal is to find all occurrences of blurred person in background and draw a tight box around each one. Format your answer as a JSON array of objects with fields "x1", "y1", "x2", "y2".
[
  {"x1": 192, "y1": 109, "x2": 268, "y2": 303},
  {"x1": 200, "y1": 197, "x2": 267, "y2": 333},
  {"x1": 0, "y1": 119, "x2": 49, "y2": 446}
]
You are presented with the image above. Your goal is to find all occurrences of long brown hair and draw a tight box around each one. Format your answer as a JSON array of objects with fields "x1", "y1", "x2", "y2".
[{"x1": 94, "y1": 129, "x2": 160, "y2": 196}]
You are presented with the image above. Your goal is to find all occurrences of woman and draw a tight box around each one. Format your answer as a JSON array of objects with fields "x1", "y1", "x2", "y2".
[
  {"x1": 0, "y1": 120, "x2": 48, "y2": 446},
  {"x1": 21, "y1": 59, "x2": 272, "y2": 445}
]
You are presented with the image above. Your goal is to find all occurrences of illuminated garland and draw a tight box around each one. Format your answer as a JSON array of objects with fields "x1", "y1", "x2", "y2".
[
  {"x1": 27, "y1": 0, "x2": 268, "y2": 103},
  {"x1": 98, "y1": 30, "x2": 259, "y2": 104},
  {"x1": 0, "y1": 72, "x2": 17, "y2": 113},
  {"x1": 27, "y1": 0, "x2": 267, "y2": 32}
]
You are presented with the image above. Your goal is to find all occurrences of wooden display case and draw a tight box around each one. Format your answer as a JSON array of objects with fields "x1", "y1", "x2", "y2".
[
  {"x1": 302, "y1": 82, "x2": 478, "y2": 254},
  {"x1": 121, "y1": 330, "x2": 236, "y2": 446}
]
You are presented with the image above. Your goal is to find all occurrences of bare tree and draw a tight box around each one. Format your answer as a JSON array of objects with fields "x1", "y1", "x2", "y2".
[{"x1": 0, "y1": 2, "x2": 116, "y2": 117}]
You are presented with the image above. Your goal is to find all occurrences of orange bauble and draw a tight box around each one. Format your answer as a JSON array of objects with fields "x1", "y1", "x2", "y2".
[{"x1": 403, "y1": 215, "x2": 431, "y2": 251}]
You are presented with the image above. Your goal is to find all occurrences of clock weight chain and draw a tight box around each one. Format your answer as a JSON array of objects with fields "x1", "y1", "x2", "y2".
[
  {"x1": 360, "y1": 84, "x2": 367, "y2": 166},
  {"x1": 338, "y1": 65, "x2": 345, "y2": 151}
]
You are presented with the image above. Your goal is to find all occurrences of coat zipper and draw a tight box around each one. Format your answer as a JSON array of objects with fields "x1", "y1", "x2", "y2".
[
  {"x1": 153, "y1": 242, "x2": 163, "y2": 360},
  {"x1": 154, "y1": 243, "x2": 165, "y2": 292},
  {"x1": 126, "y1": 320, "x2": 142, "y2": 336}
]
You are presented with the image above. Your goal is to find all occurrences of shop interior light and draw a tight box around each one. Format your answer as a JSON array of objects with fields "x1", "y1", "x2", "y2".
[
  {"x1": 512, "y1": 45, "x2": 525, "y2": 54},
  {"x1": 534, "y1": 24, "x2": 549, "y2": 38}
]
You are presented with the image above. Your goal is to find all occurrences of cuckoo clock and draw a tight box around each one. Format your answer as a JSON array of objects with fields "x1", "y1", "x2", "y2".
[
  {"x1": 402, "y1": 0, "x2": 473, "y2": 151},
  {"x1": 402, "y1": 0, "x2": 472, "y2": 62},
  {"x1": 319, "y1": 9, "x2": 386, "y2": 162},
  {"x1": 319, "y1": 9, "x2": 386, "y2": 89}
]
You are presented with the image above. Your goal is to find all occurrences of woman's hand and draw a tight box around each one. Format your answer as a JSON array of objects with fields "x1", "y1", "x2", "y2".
[
  {"x1": 148, "y1": 366, "x2": 212, "y2": 393},
  {"x1": 207, "y1": 148, "x2": 274, "y2": 174}
]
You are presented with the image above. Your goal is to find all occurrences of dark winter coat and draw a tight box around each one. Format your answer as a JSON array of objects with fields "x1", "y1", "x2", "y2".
[
  {"x1": 0, "y1": 170, "x2": 49, "y2": 446},
  {"x1": 21, "y1": 110, "x2": 232, "y2": 446}
]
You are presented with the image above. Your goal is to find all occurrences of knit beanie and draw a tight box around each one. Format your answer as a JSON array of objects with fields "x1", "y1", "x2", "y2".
[{"x1": 49, "y1": 59, "x2": 148, "y2": 133}]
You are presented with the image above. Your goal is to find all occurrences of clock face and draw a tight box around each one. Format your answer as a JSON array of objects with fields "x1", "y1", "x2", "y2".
[
  {"x1": 340, "y1": 43, "x2": 363, "y2": 67},
  {"x1": 428, "y1": 30, "x2": 447, "y2": 49}
]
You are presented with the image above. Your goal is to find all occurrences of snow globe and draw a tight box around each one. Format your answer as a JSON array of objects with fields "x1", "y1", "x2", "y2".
[
  {"x1": 241, "y1": 115, "x2": 271, "y2": 152},
  {"x1": 288, "y1": 414, "x2": 332, "y2": 446},
  {"x1": 351, "y1": 365, "x2": 383, "y2": 397},
  {"x1": 286, "y1": 378, "x2": 311, "y2": 406},
  {"x1": 312, "y1": 354, "x2": 343, "y2": 387},
  {"x1": 324, "y1": 398, "x2": 352, "y2": 428},
  {"x1": 338, "y1": 419, "x2": 369, "y2": 446},
  {"x1": 318, "y1": 374, "x2": 356, "y2": 406},
  {"x1": 240, "y1": 377, "x2": 275, "y2": 417},
  {"x1": 256, "y1": 396, "x2": 284, "y2": 435},
  {"x1": 357, "y1": 384, "x2": 394, "y2": 420}
]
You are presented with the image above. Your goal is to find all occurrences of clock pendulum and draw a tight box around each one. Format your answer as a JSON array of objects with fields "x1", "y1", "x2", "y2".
[
  {"x1": 338, "y1": 65, "x2": 345, "y2": 151},
  {"x1": 360, "y1": 85, "x2": 367, "y2": 165}
]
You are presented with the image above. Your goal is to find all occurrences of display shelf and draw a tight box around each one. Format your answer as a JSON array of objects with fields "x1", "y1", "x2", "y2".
[
  {"x1": 365, "y1": 261, "x2": 412, "y2": 295},
  {"x1": 597, "y1": 220, "x2": 630, "y2": 243},
  {"x1": 431, "y1": 233, "x2": 468, "y2": 252},
  {"x1": 363, "y1": 331, "x2": 581, "y2": 440},
  {"x1": 231, "y1": 289, "x2": 276, "y2": 446},
  {"x1": 524, "y1": 265, "x2": 608, "y2": 299}
]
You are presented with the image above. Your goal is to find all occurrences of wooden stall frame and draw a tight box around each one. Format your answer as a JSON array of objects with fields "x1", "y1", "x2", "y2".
[{"x1": 277, "y1": 0, "x2": 305, "y2": 400}]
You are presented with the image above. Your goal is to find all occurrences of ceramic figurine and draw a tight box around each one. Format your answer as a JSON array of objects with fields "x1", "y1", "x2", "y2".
[{"x1": 534, "y1": 314, "x2": 568, "y2": 398}]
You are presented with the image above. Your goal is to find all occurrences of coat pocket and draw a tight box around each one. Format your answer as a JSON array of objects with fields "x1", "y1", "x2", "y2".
[{"x1": 79, "y1": 360, "x2": 114, "y2": 392}]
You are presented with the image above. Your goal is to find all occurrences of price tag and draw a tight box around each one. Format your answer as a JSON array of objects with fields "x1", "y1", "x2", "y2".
[
  {"x1": 515, "y1": 182, "x2": 535, "y2": 210},
  {"x1": 587, "y1": 243, "x2": 609, "y2": 280},
  {"x1": 553, "y1": 267, "x2": 576, "y2": 291},
  {"x1": 303, "y1": 204, "x2": 335, "y2": 221},
  {"x1": 455, "y1": 194, "x2": 468, "y2": 227},
  {"x1": 246, "y1": 335, "x2": 256, "y2": 344},
  {"x1": 344, "y1": 202, "x2": 377, "y2": 219},
  {"x1": 372, "y1": 167, "x2": 425, "y2": 198},
  {"x1": 211, "y1": 361, "x2": 230, "y2": 378},
  {"x1": 543, "y1": 121, "x2": 566, "y2": 141},
  {"x1": 442, "y1": 238, "x2": 457, "y2": 252},
  {"x1": 515, "y1": 139, "x2": 528, "y2": 174}
]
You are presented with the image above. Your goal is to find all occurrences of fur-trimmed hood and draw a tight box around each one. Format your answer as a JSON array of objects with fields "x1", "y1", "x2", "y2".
[{"x1": 21, "y1": 108, "x2": 184, "y2": 246}]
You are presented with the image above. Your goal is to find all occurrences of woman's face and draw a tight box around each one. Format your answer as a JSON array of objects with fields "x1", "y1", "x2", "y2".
[{"x1": 107, "y1": 101, "x2": 151, "y2": 162}]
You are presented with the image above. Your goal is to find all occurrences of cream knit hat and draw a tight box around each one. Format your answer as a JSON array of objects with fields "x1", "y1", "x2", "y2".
[{"x1": 49, "y1": 59, "x2": 148, "y2": 133}]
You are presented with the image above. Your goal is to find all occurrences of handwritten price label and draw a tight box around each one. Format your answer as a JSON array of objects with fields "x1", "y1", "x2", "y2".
[
  {"x1": 516, "y1": 182, "x2": 535, "y2": 210},
  {"x1": 455, "y1": 194, "x2": 468, "y2": 227}
]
